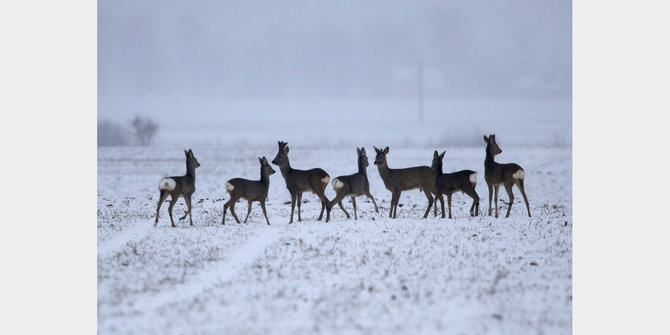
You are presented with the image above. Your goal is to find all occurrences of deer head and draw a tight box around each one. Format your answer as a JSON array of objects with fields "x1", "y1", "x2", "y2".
[
  {"x1": 431, "y1": 150, "x2": 446, "y2": 173},
  {"x1": 185, "y1": 149, "x2": 200, "y2": 170},
  {"x1": 483, "y1": 134, "x2": 502, "y2": 156},
  {"x1": 259, "y1": 156, "x2": 276, "y2": 176},
  {"x1": 357, "y1": 147, "x2": 369, "y2": 168},
  {"x1": 272, "y1": 141, "x2": 290, "y2": 166},
  {"x1": 373, "y1": 146, "x2": 389, "y2": 167}
]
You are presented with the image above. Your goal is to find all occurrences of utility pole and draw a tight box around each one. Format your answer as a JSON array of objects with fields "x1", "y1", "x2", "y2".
[{"x1": 418, "y1": 62, "x2": 424, "y2": 124}]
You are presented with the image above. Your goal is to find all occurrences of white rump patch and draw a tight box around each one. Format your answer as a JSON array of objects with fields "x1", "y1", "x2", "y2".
[
  {"x1": 322, "y1": 176, "x2": 330, "y2": 184},
  {"x1": 469, "y1": 172, "x2": 477, "y2": 184},
  {"x1": 225, "y1": 181, "x2": 235, "y2": 192},
  {"x1": 512, "y1": 170, "x2": 525, "y2": 180},
  {"x1": 332, "y1": 178, "x2": 344, "y2": 190},
  {"x1": 158, "y1": 178, "x2": 176, "y2": 191}
]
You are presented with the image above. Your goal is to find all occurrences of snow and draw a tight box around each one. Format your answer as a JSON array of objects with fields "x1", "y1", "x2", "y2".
[{"x1": 98, "y1": 144, "x2": 571, "y2": 334}]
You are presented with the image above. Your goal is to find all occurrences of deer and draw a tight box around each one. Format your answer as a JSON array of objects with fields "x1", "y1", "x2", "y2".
[
  {"x1": 271, "y1": 141, "x2": 330, "y2": 224},
  {"x1": 431, "y1": 150, "x2": 480, "y2": 219},
  {"x1": 373, "y1": 146, "x2": 436, "y2": 219},
  {"x1": 154, "y1": 149, "x2": 200, "y2": 227},
  {"x1": 222, "y1": 156, "x2": 275, "y2": 225},
  {"x1": 325, "y1": 147, "x2": 378, "y2": 222},
  {"x1": 483, "y1": 134, "x2": 531, "y2": 218}
]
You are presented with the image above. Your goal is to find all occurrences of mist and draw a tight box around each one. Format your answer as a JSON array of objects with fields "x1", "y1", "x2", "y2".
[{"x1": 98, "y1": 0, "x2": 571, "y2": 147}]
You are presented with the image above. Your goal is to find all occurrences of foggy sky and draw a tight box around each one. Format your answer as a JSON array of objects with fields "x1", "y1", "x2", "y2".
[{"x1": 98, "y1": 0, "x2": 571, "y2": 117}]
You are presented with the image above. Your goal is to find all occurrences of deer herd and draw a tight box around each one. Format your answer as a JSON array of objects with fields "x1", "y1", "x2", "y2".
[{"x1": 154, "y1": 134, "x2": 531, "y2": 227}]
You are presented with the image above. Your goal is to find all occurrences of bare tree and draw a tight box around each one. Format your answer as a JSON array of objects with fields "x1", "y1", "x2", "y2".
[
  {"x1": 98, "y1": 120, "x2": 131, "y2": 147},
  {"x1": 130, "y1": 116, "x2": 158, "y2": 146}
]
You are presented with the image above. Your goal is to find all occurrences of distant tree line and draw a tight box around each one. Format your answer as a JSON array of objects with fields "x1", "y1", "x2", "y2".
[{"x1": 98, "y1": 116, "x2": 158, "y2": 147}]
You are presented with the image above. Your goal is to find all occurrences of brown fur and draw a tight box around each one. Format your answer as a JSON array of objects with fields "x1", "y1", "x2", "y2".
[
  {"x1": 373, "y1": 146, "x2": 436, "y2": 219},
  {"x1": 154, "y1": 149, "x2": 200, "y2": 227},
  {"x1": 483, "y1": 134, "x2": 531, "y2": 218}
]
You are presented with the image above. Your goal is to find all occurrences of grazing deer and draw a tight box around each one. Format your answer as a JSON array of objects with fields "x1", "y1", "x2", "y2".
[
  {"x1": 325, "y1": 147, "x2": 378, "y2": 222},
  {"x1": 483, "y1": 134, "x2": 531, "y2": 218},
  {"x1": 155, "y1": 149, "x2": 200, "y2": 227},
  {"x1": 431, "y1": 150, "x2": 480, "y2": 219},
  {"x1": 222, "y1": 157, "x2": 275, "y2": 225},
  {"x1": 373, "y1": 146, "x2": 436, "y2": 219},
  {"x1": 271, "y1": 141, "x2": 330, "y2": 224}
]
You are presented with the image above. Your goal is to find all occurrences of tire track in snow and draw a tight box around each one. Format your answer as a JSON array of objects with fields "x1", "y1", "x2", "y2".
[
  {"x1": 98, "y1": 221, "x2": 153, "y2": 258},
  {"x1": 133, "y1": 226, "x2": 282, "y2": 311}
]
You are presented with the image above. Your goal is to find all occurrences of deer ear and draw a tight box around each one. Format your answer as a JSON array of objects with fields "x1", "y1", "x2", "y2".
[
  {"x1": 433, "y1": 150, "x2": 438, "y2": 158},
  {"x1": 185, "y1": 149, "x2": 189, "y2": 157},
  {"x1": 383, "y1": 146, "x2": 389, "y2": 155},
  {"x1": 360, "y1": 147, "x2": 366, "y2": 155},
  {"x1": 483, "y1": 135, "x2": 489, "y2": 143},
  {"x1": 491, "y1": 134, "x2": 496, "y2": 140},
  {"x1": 373, "y1": 146, "x2": 379, "y2": 153},
  {"x1": 439, "y1": 151, "x2": 446, "y2": 159},
  {"x1": 258, "y1": 157, "x2": 263, "y2": 164},
  {"x1": 356, "y1": 147, "x2": 361, "y2": 154}
]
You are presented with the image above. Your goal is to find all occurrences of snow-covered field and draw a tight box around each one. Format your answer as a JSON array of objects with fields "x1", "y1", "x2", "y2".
[{"x1": 98, "y1": 141, "x2": 571, "y2": 334}]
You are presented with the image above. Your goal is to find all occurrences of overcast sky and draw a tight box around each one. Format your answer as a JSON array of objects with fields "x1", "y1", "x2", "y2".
[{"x1": 98, "y1": 0, "x2": 571, "y2": 119}]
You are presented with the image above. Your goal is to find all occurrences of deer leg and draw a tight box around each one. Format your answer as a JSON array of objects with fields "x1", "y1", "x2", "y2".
[
  {"x1": 504, "y1": 183, "x2": 515, "y2": 218},
  {"x1": 260, "y1": 200, "x2": 270, "y2": 225},
  {"x1": 229, "y1": 199, "x2": 241, "y2": 224},
  {"x1": 422, "y1": 189, "x2": 434, "y2": 219},
  {"x1": 366, "y1": 192, "x2": 379, "y2": 213},
  {"x1": 326, "y1": 193, "x2": 340, "y2": 222},
  {"x1": 392, "y1": 190, "x2": 402, "y2": 219},
  {"x1": 296, "y1": 192, "x2": 303, "y2": 222},
  {"x1": 317, "y1": 192, "x2": 329, "y2": 222},
  {"x1": 167, "y1": 194, "x2": 177, "y2": 227},
  {"x1": 487, "y1": 183, "x2": 493, "y2": 216},
  {"x1": 494, "y1": 185, "x2": 500, "y2": 218},
  {"x1": 337, "y1": 201, "x2": 350, "y2": 219},
  {"x1": 222, "y1": 195, "x2": 238, "y2": 225},
  {"x1": 464, "y1": 185, "x2": 480, "y2": 217},
  {"x1": 155, "y1": 190, "x2": 169, "y2": 226},
  {"x1": 179, "y1": 194, "x2": 189, "y2": 220},
  {"x1": 517, "y1": 179, "x2": 531, "y2": 217},
  {"x1": 327, "y1": 192, "x2": 348, "y2": 222},
  {"x1": 244, "y1": 200, "x2": 253, "y2": 223},
  {"x1": 351, "y1": 196, "x2": 358, "y2": 220},
  {"x1": 184, "y1": 194, "x2": 193, "y2": 226},
  {"x1": 316, "y1": 180, "x2": 329, "y2": 221},
  {"x1": 446, "y1": 193, "x2": 453, "y2": 219},
  {"x1": 222, "y1": 200, "x2": 229, "y2": 225},
  {"x1": 395, "y1": 191, "x2": 403, "y2": 218},
  {"x1": 289, "y1": 192, "x2": 296, "y2": 224},
  {"x1": 437, "y1": 194, "x2": 445, "y2": 219}
]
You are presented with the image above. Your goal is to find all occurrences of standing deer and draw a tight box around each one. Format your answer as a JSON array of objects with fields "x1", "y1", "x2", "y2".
[
  {"x1": 155, "y1": 149, "x2": 200, "y2": 227},
  {"x1": 483, "y1": 134, "x2": 531, "y2": 218},
  {"x1": 222, "y1": 157, "x2": 275, "y2": 225},
  {"x1": 431, "y1": 150, "x2": 480, "y2": 219},
  {"x1": 325, "y1": 147, "x2": 378, "y2": 222},
  {"x1": 373, "y1": 146, "x2": 436, "y2": 219},
  {"x1": 271, "y1": 141, "x2": 330, "y2": 224}
]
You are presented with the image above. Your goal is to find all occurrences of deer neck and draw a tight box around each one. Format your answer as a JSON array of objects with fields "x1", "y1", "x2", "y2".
[
  {"x1": 433, "y1": 163, "x2": 443, "y2": 176},
  {"x1": 484, "y1": 148, "x2": 497, "y2": 168},
  {"x1": 377, "y1": 161, "x2": 391, "y2": 178},
  {"x1": 186, "y1": 163, "x2": 196, "y2": 181},
  {"x1": 357, "y1": 159, "x2": 367, "y2": 177},
  {"x1": 260, "y1": 168, "x2": 271, "y2": 185},
  {"x1": 278, "y1": 159, "x2": 292, "y2": 179}
]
